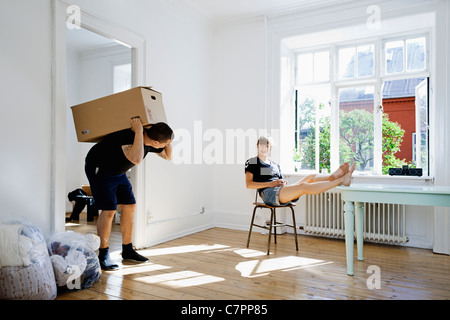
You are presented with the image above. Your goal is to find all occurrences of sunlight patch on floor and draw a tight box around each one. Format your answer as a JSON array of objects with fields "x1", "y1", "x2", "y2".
[
  {"x1": 135, "y1": 244, "x2": 230, "y2": 257},
  {"x1": 233, "y1": 248, "x2": 267, "y2": 258},
  {"x1": 65, "y1": 222, "x2": 80, "y2": 227},
  {"x1": 134, "y1": 270, "x2": 225, "y2": 288},
  {"x1": 235, "y1": 256, "x2": 332, "y2": 278},
  {"x1": 107, "y1": 262, "x2": 172, "y2": 275}
]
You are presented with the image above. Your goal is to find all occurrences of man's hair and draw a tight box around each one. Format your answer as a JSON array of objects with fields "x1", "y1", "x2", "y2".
[{"x1": 146, "y1": 122, "x2": 174, "y2": 142}]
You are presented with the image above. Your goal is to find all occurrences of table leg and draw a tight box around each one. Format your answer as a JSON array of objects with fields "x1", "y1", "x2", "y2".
[
  {"x1": 344, "y1": 201, "x2": 355, "y2": 276},
  {"x1": 355, "y1": 202, "x2": 364, "y2": 261}
]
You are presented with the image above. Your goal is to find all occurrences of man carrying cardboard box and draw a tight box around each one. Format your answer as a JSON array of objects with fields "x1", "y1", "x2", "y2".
[{"x1": 85, "y1": 117, "x2": 173, "y2": 270}]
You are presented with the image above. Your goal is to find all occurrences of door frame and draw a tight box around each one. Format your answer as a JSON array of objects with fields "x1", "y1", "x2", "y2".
[{"x1": 51, "y1": 0, "x2": 147, "y2": 248}]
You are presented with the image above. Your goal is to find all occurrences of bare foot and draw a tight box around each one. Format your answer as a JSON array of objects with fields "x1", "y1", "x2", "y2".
[
  {"x1": 329, "y1": 162, "x2": 349, "y2": 181},
  {"x1": 341, "y1": 163, "x2": 356, "y2": 186}
]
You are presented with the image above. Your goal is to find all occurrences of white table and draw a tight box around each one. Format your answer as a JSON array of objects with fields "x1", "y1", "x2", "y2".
[{"x1": 337, "y1": 183, "x2": 450, "y2": 276}]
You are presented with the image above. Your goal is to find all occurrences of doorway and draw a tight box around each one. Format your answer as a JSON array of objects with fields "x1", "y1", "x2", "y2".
[
  {"x1": 52, "y1": 0, "x2": 147, "y2": 248},
  {"x1": 65, "y1": 26, "x2": 132, "y2": 233}
]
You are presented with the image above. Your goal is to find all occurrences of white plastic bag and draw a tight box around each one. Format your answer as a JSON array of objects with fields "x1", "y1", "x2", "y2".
[
  {"x1": 0, "y1": 218, "x2": 57, "y2": 300},
  {"x1": 47, "y1": 231, "x2": 101, "y2": 290}
]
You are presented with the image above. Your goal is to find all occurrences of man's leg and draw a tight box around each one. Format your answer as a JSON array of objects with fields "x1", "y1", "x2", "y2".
[
  {"x1": 97, "y1": 210, "x2": 119, "y2": 270},
  {"x1": 97, "y1": 210, "x2": 116, "y2": 248},
  {"x1": 119, "y1": 203, "x2": 148, "y2": 262},
  {"x1": 119, "y1": 204, "x2": 135, "y2": 245}
]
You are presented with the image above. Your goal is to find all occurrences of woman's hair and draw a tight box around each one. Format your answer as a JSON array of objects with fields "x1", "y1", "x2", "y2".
[
  {"x1": 257, "y1": 136, "x2": 274, "y2": 148},
  {"x1": 145, "y1": 122, "x2": 174, "y2": 142}
]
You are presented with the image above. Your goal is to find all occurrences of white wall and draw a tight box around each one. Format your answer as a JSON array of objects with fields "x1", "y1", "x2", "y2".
[
  {"x1": 0, "y1": 0, "x2": 215, "y2": 244},
  {"x1": 0, "y1": 0, "x2": 53, "y2": 234},
  {"x1": 211, "y1": 20, "x2": 268, "y2": 229}
]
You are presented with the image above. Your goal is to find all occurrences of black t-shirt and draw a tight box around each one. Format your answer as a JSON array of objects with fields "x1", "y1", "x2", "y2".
[
  {"x1": 85, "y1": 129, "x2": 164, "y2": 175},
  {"x1": 244, "y1": 156, "x2": 283, "y2": 192}
]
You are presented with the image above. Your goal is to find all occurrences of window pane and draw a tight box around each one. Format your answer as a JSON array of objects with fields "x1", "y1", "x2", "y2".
[
  {"x1": 339, "y1": 86, "x2": 374, "y2": 173},
  {"x1": 385, "y1": 40, "x2": 404, "y2": 74},
  {"x1": 357, "y1": 45, "x2": 374, "y2": 77},
  {"x1": 314, "y1": 51, "x2": 329, "y2": 82},
  {"x1": 297, "y1": 53, "x2": 313, "y2": 83},
  {"x1": 381, "y1": 77, "x2": 425, "y2": 174},
  {"x1": 113, "y1": 63, "x2": 132, "y2": 93},
  {"x1": 415, "y1": 78, "x2": 429, "y2": 175},
  {"x1": 339, "y1": 47, "x2": 355, "y2": 79},
  {"x1": 294, "y1": 86, "x2": 331, "y2": 171},
  {"x1": 406, "y1": 37, "x2": 426, "y2": 71}
]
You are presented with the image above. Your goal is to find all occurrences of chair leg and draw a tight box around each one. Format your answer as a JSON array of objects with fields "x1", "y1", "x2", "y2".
[
  {"x1": 267, "y1": 208, "x2": 274, "y2": 255},
  {"x1": 247, "y1": 206, "x2": 258, "y2": 248},
  {"x1": 273, "y1": 208, "x2": 277, "y2": 244},
  {"x1": 290, "y1": 207, "x2": 299, "y2": 251}
]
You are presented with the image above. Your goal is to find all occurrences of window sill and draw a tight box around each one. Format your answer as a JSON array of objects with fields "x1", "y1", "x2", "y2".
[{"x1": 284, "y1": 172, "x2": 434, "y2": 184}]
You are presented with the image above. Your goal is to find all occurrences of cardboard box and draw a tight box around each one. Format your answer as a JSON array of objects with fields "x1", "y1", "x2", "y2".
[{"x1": 71, "y1": 86, "x2": 167, "y2": 142}]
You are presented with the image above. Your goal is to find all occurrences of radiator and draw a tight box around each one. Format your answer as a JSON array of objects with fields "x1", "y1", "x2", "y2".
[{"x1": 305, "y1": 190, "x2": 407, "y2": 244}]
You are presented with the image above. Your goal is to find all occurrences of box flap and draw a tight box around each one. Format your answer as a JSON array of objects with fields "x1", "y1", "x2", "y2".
[{"x1": 139, "y1": 86, "x2": 161, "y2": 94}]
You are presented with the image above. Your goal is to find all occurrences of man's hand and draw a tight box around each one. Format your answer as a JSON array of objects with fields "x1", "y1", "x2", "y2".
[
  {"x1": 130, "y1": 117, "x2": 143, "y2": 134},
  {"x1": 157, "y1": 143, "x2": 173, "y2": 161}
]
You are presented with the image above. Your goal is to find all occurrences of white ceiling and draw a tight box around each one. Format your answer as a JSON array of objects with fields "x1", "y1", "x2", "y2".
[
  {"x1": 66, "y1": 0, "x2": 349, "y2": 51},
  {"x1": 184, "y1": 0, "x2": 345, "y2": 25}
]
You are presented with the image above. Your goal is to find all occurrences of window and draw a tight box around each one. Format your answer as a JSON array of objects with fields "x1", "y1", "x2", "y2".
[
  {"x1": 338, "y1": 44, "x2": 374, "y2": 79},
  {"x1": 294, "y1": 85, "x2": 331, "y2": 171},
  {"x1": 293, "y1": 34, "x2": 429, "y2": 175},
  {"x1": 385, "y1": 37, "x2": 426, "y2": 74},
  {"x1": 113, "y1": 63, "x2": 132, "y2": 93},
  {"x1": 297, "y1": 51, "x2": 329, "y2": 83},
  {"x1": 339, "y1": 85, "x2": 375, "y2": 172}
]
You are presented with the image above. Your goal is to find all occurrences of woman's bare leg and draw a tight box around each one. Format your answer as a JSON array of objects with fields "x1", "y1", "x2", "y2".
[
  {"x1": 329, "y1": 162, "x2": 350, "y2": 181},
  {"x1": 294, "y1": 174, "x2": 317, "y2": 185},
  {"x1": 280, "y1": 163, "x2": 355, "y2": 203},
  {"x1": 293, "y1": 162, "x2": 350, "y2": 185}
]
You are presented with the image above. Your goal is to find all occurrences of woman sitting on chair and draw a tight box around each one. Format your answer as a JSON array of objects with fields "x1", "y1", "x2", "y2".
[{"x1": 245, "y1": 136, "x2": 355, "y2": 206}]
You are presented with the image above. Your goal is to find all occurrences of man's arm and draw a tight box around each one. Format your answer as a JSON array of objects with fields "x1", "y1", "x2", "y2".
[
  {"x1": 157, "y1": 144, "x2": 172, "y2": 161},
  {"x1": 122, "y1": 118, "x2": 144, "y2": 165}
]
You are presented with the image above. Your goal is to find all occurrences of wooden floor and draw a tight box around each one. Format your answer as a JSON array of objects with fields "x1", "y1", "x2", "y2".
[{"x1": 60, "y1": 214, "x2": 450, "y2": 300}]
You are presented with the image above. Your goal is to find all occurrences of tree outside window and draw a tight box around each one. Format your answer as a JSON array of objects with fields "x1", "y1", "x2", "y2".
[{"x1": 292, "y1": 35, "x2": 428, "y2": 176}]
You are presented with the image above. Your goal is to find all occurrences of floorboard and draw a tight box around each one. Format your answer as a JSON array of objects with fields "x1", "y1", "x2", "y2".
[{"x1": 60, "y1": 213, "x2": 450, "y2": 300}]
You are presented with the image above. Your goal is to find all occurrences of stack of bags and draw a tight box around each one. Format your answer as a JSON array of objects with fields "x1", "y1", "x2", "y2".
[
  {"x1": 0, "y1": 218, "x2": 101, "y2": 300},
  {"x1": 0, "y1": 219, "x2": 57, "y2": 300}
]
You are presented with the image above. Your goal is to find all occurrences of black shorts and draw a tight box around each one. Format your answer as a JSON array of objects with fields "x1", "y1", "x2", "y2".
[{"x1": 85, "y1": 166, "x2": 136, "y2": 211}]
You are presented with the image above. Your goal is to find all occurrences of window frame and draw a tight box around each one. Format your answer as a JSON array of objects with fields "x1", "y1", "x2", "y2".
[{"x1": 291, "y1": 32, "x2": 430, "y2": 176}]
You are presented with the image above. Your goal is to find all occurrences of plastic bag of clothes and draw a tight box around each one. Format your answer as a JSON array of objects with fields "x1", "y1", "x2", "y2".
[
  {"x1": 0, "y1": 218, "x2": 57, "y2": 300},
  {"x1": 47, "y1": 231, "x2": 101, "y2": 290}
]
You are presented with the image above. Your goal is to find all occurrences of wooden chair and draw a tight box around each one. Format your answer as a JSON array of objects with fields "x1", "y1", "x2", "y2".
[{"x1": 246, "y1": 192, "x2": 299, "y2": 255}]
